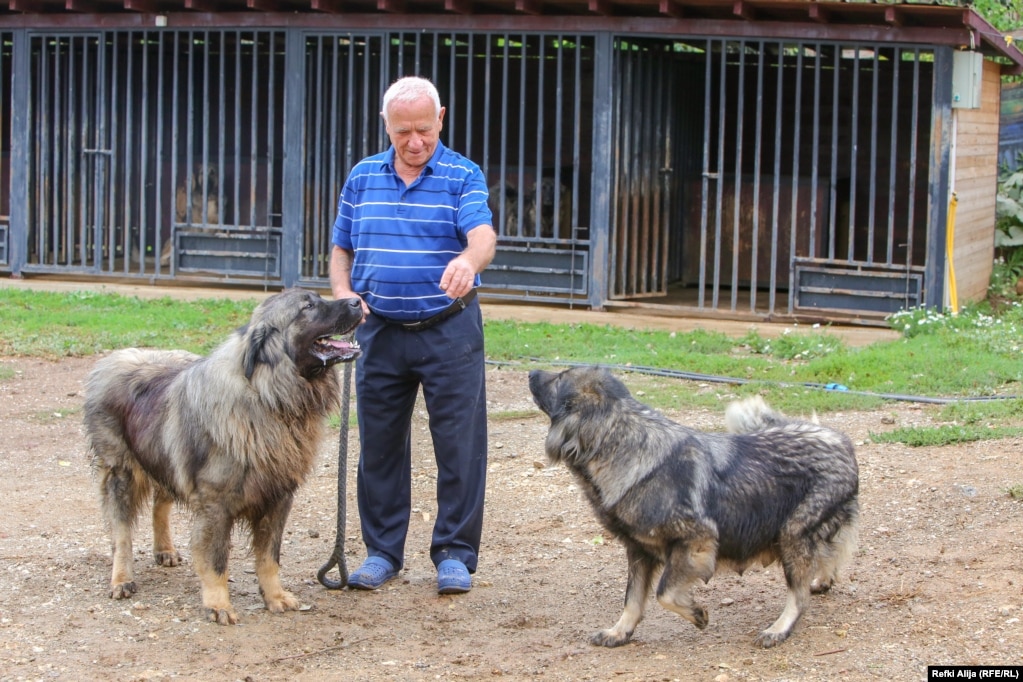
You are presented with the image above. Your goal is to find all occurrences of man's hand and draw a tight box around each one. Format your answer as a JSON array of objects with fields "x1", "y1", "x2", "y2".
[
  {"x1": 440, "y1": 224, "x2": 496, "y2": 299},
  {"x1": 439, "y1": 255, "x2": 478, "y2": 299},
  {"x1": 329, "y1": 246, "x2": 370, "y2": 317}
]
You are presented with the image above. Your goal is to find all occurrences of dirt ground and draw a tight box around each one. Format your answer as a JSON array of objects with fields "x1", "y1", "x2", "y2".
[{"x1": 1, "y1": 313, "x2": 1022, "y2": 681}]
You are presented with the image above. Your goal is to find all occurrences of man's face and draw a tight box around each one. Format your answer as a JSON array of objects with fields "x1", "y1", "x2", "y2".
[{"x1": 384, "y1": 96, "x2": 445, "y2": 173}]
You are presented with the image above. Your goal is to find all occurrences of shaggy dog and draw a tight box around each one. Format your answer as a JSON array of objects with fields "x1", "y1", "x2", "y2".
[
  {"x1": 158, "y1": 164, "x2": 223, "y2": 266},
  {"x1": 523, "y1": 177, "x2": 572, "y2": 239},
  {"x1": 175, "y1": 164, "x2": 221, "y2": 226},
  {"x1": 84, "y1": 288, "x2": 363, "y2": 625},
  {"x1": 488, "y1": 181, "x2": 519, "y2": 237},
  {"x1": 528, "y1": 366, "x2": 859, "y2": 648}
]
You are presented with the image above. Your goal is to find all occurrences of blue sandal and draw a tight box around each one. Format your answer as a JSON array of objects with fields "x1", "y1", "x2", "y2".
[
  {"x1": 437, "y1": 559, "x2": 472, "y2": 594},
  {"x1": 347, "y1": 556, "x2": 398, "y2": 590}
]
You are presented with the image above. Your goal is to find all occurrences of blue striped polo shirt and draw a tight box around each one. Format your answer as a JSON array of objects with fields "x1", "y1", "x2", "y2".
[{"x1": 331, "y1": 141, "x2": 493, "y2": 321}]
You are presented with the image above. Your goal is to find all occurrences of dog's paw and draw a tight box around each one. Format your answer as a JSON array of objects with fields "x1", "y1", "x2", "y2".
[
  {"x1": 691, "y1": 606, "x2": 709, "y2": 630},
  {"x1": 205, "y1": 607, "x2": 239, "y2": 625},
  {"x1": 810, "y1": 578, "x2": 833, "y2": 594},
  {"x1": 263, "y1": 590, "x2": 301, "y2": 613},
  {"x1": 589, "y1": 628, "x2": 633, "y2": 648},
  {"x1": 754, "y1": 629, "x2": 790, "y2": 648},
  {"x1": 154, "y1": 550, "x2": 182, "y2": 567},
  {"x1": 109, "y1": 581, "x2": 137, "y2": 599}
]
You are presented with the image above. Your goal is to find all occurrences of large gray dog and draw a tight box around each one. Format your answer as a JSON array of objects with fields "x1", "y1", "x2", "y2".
[
  {"x1": 528, "y1": 366, "x2": 859, "y2": 648},
  {"x1": 84, "y1": 288, "x2": 363, "y2": 625}
]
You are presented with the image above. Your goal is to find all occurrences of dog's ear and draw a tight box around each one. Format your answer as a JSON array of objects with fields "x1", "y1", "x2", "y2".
[
  {"x1": 244, "y1": 323, "x2": 274, "y2": 380},
  {"x1": 561, "y1": 369, "x2": 608, "y2": 415}
]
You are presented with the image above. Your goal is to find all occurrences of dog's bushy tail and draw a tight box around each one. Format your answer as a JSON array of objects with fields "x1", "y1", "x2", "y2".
[{"x1": 725, "y1": 396, "x2": 791, "y2": 433}]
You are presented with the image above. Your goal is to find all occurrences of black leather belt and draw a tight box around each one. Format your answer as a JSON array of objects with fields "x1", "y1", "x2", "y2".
[{"x1": 378, "y1": 288, "x2": 477, "y2": 332}]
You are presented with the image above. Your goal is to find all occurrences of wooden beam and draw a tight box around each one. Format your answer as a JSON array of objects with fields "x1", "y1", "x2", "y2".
[
  {"x1": 587, "y1": 0, "x2": 612, "y2": 16},
  {"x1": 310, "y1": 0, "x2": 344, "y2": 10},
  {"x1": 732, "y1": 0, "x2": 755, "y2": 21},
  {"x1": 8, "y1": 0, "x2": 43, "y2": 10},
  {"x1": 184, "y1": 0, "x2": 217, "y2": 10},
  {"x1": 884, "y1": 6, "x2": 903, "y2": 28},
  {"x1": 377, "y1": 0, "x2": 405, "y2": 12},
  {"x1": 514, "y1": 0, "x2": 543, "y2": 15},
  {"x1": 66, "y1": 0, "x2": 102, "y2": 10},
  {"x1": 808, "y1": 4, "x2": 828, "y2": 24},
  {"x1": 444, "y1": 0, "x2": 472, "y2": 13},
  {"x1": 658, "y1": 0, "x2": 683, "y2": 19},
  {"x1": 123, "y1": 0, "x2": 163, "y2": 11},
  {"x1": 248, "y1": 0, "x2": 283, "y2": 9}
]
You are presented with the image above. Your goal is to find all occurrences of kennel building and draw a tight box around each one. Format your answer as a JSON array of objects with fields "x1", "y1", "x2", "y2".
[{"x1": 0, "y1": 1, "x2": 1020, "y2": 325}]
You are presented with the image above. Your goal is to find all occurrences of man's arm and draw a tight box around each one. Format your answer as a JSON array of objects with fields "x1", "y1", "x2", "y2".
[
  {"x1": 329, "y1": 245, "x2": 369, "y2": 315},
  {"x1": 439, "y1": 224, "x2": 497, "y2": 299}
]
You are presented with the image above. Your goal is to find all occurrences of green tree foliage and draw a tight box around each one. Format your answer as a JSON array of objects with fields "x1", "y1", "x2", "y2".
[{"x1": 970, "y1": 0, "x2": 1020, "y2": 33}]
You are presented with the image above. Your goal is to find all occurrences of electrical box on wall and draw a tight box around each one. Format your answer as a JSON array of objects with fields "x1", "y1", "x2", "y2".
[{"x1": 952, "y1": 51, "x2": 983, "y2": 109}]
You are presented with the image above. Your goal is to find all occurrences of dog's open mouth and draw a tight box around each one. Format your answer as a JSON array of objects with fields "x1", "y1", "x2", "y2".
[{"x1": 311, "y1": 331, "x2": 361, "y2": 365}]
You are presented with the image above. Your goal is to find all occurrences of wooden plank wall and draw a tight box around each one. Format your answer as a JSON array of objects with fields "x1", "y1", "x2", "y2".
[{"x1": 951, "y1": 58, "x2": 1001, "y2": 304}]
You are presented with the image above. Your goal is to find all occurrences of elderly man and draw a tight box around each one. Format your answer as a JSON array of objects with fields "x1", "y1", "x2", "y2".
[{"x1": 329, "y1": 76, "x2": 496, "y2": 595}]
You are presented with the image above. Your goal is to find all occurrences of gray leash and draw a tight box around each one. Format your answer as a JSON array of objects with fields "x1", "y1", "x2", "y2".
[{"x1": 317, "y1": 361, "x2": 353, "y2": 589}]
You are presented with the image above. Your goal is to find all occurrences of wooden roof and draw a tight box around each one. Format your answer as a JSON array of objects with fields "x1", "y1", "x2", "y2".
[{"x1": 1, "y1": 0, "x2": 1020, "y2": 73}]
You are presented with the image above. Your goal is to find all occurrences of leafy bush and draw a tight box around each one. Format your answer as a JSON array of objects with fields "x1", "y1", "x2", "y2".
[
  {"x1": 970, "y1": 0, "x2": 1021, "y2": 35},
  {"x1": 993, "y1": 153, "x2": 1023, "y2": 297}
]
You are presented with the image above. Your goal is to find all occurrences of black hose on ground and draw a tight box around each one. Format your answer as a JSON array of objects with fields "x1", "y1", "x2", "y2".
[{"x1": 500, "y1": 358, "x2": 1020, "y2": 405}]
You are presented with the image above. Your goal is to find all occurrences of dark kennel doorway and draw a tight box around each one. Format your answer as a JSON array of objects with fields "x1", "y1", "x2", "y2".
[
  {"x1": 18, "y1": 29, "x2": 287, "y2": 281},
  {"x1": 610, "y1": 37, "x2": 937, "y2": 318},
  {"x1": 298, "y1": 31, "x2": 598, "y2": 300}
]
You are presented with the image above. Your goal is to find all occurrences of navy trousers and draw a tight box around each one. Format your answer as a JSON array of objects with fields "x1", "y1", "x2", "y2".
[{"x1": 353, "y1": 297, "x2": 487, "y2": 573}]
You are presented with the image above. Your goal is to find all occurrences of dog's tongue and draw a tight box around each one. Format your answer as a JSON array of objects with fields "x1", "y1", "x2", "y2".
[
  {"x1": 312, "y1": 336, "x2": 361, "y2": 363},
  {"x1": 320, "y1": 338, "x2": 354, "y2": 351}
]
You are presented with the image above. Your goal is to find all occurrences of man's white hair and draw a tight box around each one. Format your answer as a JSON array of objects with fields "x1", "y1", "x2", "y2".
[{"x1": 380, "y1": 76, "x2": 442, "y2": 122}]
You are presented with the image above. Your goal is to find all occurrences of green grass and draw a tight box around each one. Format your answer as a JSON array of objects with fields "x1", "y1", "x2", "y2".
[
  {"x1": 483, "y1": 315, "x2": 1023, "y2": 412},
  {"x1": 327, "y1": 410, "x2": 359, "y2": 430},
  {"x1": 29, "y1": 406, "x2": 80, "y2": 424},
  {"x1": 938, "y1": 398, "x2": 1023, "y2": 424},
  {"x1": 490, "y1": 409, "x2": 544, "y2": 421},
  {"x1": 0, "y1": 288, "x2": 253, "y2": 357},
  {"x1": 869, "y1": 424, "x2": 1023, "y2": 447},
  {"x1": 5, "y1": 286, "x2": 1023, "y2": 453}
]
